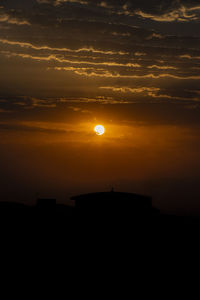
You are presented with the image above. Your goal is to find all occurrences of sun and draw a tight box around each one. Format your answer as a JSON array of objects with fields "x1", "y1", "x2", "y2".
[{"x1": 94, "y1": 125, "x2": 105, "y2": 136}]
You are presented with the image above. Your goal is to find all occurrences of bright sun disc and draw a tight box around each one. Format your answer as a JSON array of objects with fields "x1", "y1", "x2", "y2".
[{"x1": 94, "y1": 125, "x2": 105, "y2": 135}]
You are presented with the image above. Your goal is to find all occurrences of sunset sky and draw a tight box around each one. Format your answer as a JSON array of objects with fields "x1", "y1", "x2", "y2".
[{"x1": 0, "y1": 0, "x2": 200, "y2": 214}]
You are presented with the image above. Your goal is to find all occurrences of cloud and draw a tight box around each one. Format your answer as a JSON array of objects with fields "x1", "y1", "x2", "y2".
[
  {"x1": 0, "y1": 38, "x2": 128, "y2": 57},
  {"x1": 0, "y1": 0, "x2": 200, "y2": 108},
  {"x1": 37, "y1": 0, "x2": 88, "y2": 5},
  {"x1": 117, "y1": 1, "x2": 200, "y2": 22},
  {"x1": 0, "y1": 122, "x2": 67, "y2": 134},
  {"x1": 0, "y1": 48, "x2": 140, "y2": 69},
  {"x1": 99, "y1": 86, "x2": 200, "y2": 102},
  {"x1": 68, "y1": 106, "x2": 91, "y2": 113},
  {"x1": 0, "y1": 108, "x2": 12, "y2": 113},
  {"x1": 0, "y1": 12, "x2": 30, "y2": 25},
  {"x1": 147, "y1": 65, "x2": 177, "y2": 70},
  {"x1": 54, "y1": 66, "x2": 200, "y2": 80},
  {"x1": 134, "y1": 6, "x2": 200, "y2": 22},
  {"x1": 180, "y1": 54, "x2": 200, "y2": 60},
  {"x1": 146, "y1": 33, "x2": 164, "y2": 40},
  {"x1": 99, "y1": 86, "x2": 161, "y2": 94},
  {"x1": 31, "y1": 98, "x2": 57, "y2": 108},
  {"x1": 61, "y1": 96, "x2": 130, "y2": 104}
]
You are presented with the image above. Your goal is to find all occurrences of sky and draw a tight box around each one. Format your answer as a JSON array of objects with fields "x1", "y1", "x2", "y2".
[{"x1": 0, "y1": 0, "x2": 200, "y2": 215}]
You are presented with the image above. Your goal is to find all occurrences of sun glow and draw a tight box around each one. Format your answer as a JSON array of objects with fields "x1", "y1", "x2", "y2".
[{"x1": 94, "y1": 125, "x2": 105, "y2": 135}]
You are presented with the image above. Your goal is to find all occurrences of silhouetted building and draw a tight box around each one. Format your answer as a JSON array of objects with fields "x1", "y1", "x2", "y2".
[
  {"x1": 71, "y1": 191, "x2": 158, "y2": 217},
  {"x1": 36, "y1": 198, "x2": 56, "y2": 213}
]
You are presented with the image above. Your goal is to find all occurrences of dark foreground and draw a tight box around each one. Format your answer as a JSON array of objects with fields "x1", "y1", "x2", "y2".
[
  {"x1": 0, "y1": 200, "x2": 200, "y2": 267},
  {"x1": 1, "y1": 200, "x2": 198, "y2": 290},
  {"x1": 0, "y1": 200, "x2": 200, "y2": 234}
]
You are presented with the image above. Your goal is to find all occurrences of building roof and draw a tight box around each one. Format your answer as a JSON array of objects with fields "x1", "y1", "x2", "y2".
[{"x1": 71, "y1": 191, "x2": 151, "y2": 201}]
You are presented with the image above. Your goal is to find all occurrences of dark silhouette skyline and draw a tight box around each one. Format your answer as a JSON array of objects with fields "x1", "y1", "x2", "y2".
[{"x1": 1, "y1": 191, "x2": 200, "y2": 229}]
